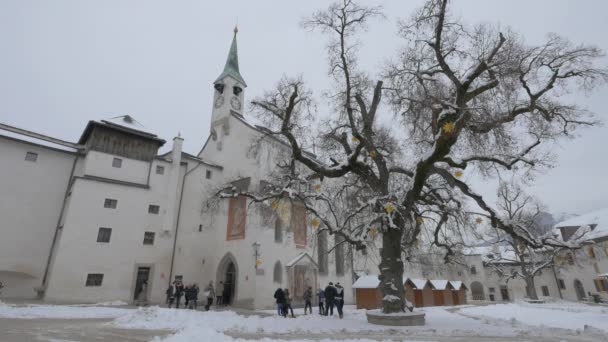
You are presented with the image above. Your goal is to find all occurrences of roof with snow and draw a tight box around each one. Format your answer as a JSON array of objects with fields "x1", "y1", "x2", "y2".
[
  {"x1": 78, "y1": 115, "x2": 165, "y2": 146},
  {"x1": 409, "y1": 278, "x2": 431, "y2": 289},
  {"x1": 463, "y1": 245, "x2": 518, "y2": 264},
  {"x1": 554, "y1": 208, "x2": 608, "y2": 241},
  {"x1": 429, "y1": 279, "x2": 450, "y2": 290},
  {"x1": 352, "y1": 275, "x2": 380, "y2": 289},
  {"x1": 0, "y1": 122, "x2": 82, "y2": 153},
  {"x1": 451, "y1": 280, "x2": 464, "y2": 289}
]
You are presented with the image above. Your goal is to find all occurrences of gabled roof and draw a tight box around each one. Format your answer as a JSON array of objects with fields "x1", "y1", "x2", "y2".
[
  {"x1": 78, "y1": 118, "x2": 165, "y2": 145},
  {"x1": 429, "y1": 279, "x2": 451, "y2": 290},
  {"x1": 555, "y1": 208, "x2": 608, "y2": 241},
  {"x1": 409, "y1": 278, "x2": 432, "y2": 289},
  {"x1": 352, "y1": 275, "x2": 379, "y2": 289},
  {"x1": 286, "y1": 252, "x2": 318, "y2": 268},
  {"x1": 214, "y1": 28, "x2": 247, "y2": 87}
]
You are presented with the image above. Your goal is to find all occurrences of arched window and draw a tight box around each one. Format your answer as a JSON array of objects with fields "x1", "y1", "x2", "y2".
[
  {"x1": 335, "y1": 235, "x2": 345, "y2": 276},
  {"x1": 273, "y1": 261, "x2": 283, "y2": 283}
]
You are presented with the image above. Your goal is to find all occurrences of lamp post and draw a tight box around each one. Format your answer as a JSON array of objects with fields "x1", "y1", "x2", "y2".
[{"x1": 252, "y1": 242, "x2": 261, "y2": 269}]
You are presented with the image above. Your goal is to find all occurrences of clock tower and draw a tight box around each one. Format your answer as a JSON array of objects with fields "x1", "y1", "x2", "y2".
[{"x1": 210, "y1": 27, "x2": 247, "y2": 143}]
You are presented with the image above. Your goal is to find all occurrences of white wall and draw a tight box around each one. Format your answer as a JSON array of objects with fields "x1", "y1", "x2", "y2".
[
  {"x1": 0, "y1": 137, "x2": 76, "y2": 299},
  {"x1": 82, "y1": 150, "x2": 150, "y2": 185}
]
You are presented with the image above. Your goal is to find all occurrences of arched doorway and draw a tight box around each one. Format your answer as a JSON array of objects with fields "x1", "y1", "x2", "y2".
[
  {"x1": 573, "y1": 279, "x2": 585, "y2": 301},
  {"x1": 470, "y1": 281, "x2": 485, "y2": 301},
  {"x1": 216, "y1": 253, "x2": 238, "y2": 306}
]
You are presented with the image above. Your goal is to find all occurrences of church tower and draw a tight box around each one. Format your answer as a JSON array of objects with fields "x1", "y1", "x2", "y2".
[{"x1": 210, "y1": 27, "x2": 247, "y2": 143}]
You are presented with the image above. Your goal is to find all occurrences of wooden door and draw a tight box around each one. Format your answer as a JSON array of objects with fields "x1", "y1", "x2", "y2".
[
  {"x1": 433, "y1": 290, "x2": 444, "y2": 306},
  {"x1": 452, "y1": 290, "x2": 459, "y2": 305},
  {"x1": 414, "y1": 290, "x2": 424, "y2": 307}
]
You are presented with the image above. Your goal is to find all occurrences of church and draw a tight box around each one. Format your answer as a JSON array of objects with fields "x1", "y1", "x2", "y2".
[{"x1": 0, "y1": 29, "x2": 354, "y2": 309}]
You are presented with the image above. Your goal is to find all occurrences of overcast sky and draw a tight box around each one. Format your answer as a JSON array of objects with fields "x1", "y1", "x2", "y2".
[{"x1": 1, "y1": 0, "x2": 606, "y2": 216}]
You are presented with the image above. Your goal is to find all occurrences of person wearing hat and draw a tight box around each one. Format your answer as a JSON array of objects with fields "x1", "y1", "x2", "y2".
[{"x1": 324, "y1": 282, "x2": 337, "y2": 316}]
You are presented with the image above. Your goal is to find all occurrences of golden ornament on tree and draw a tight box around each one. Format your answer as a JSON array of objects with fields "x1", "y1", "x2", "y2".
[
  {"x1": 454, "y1": 170, "x2": 463, "y2": 178},
  {"x1": 384, "y1": 203, "x2": 395, "y2": 214},
  {"x1": 369, "y1": 227, "x2": 378, "y2": 237},
  {"x1": 351, "y1": 136, "x2": 359, "y2": 143},
  {"x1": 442, "y1": 121, "x2": 456, "y2": 133},
  {"x1": 369, "y1": 150, "x2": 377, "y2": 158},
  {"x1": 312, "y1": 217, "x2": 321, "y2": 227},
  {"x1": 475, "y1": 217, "x2": 483, "y2": 224},
  {"x1": 313, "y1": 184, "x2": 321, "y2": 192},
  {"x1": 416, "y1": 216, "x2": 424, "y2": 224}
]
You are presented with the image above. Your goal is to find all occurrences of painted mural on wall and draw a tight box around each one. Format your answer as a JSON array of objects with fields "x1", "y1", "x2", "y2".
[{"x1": 227, "y1": 196, "x2": 247, "y2": 240}]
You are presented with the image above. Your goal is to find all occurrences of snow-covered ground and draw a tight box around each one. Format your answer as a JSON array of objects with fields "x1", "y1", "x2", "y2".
[
  {"x1": 460, "y1": 300, "x2": 608, "y2": 332},
  {"x1": 0, "y1": 300, "x2": 606, "y2": 341}
]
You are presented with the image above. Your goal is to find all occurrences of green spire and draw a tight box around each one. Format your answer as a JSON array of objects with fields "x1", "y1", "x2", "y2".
[{"x1": 214, "y1": 26, "x2": 247, "y2": 87}]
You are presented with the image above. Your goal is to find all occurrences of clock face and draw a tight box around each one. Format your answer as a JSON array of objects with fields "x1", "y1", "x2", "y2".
[
  {"x1": 230, "y1": 96, "x2": 242, "y2": 111},
  {"x1": 214, "y1": 95, "x2": 224, "y2": 108}
]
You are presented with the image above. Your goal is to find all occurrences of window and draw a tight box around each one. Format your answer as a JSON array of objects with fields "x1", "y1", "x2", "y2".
[
  {"x1": 470, "y1": 266, "x2": 477, "y2": 275},
  {"x1": 226, "y1": 196, "x2": 246, "y2": 240},
  {"x1": 274, "y1": 218, "x2": 283, "y2": 243},
  {"x1": 588, "y1": 247, "x2": 596, "y2": 259},
  {"x1": 317, "y1": 230, "x2": 328, "y2": 275},
  {"x1": 25, "y1": 151, "x2": 38, "y2": 162},
  {"x1": 148, "y1": 205, "x2": 160, "y2": 214},
  {"x1": 143, "y1": 232, "x2": 155, "y2": 245},
  {"x1": 335, "y1": 235, "x2": 345, "y2": 276},
  {"x1": 85, "y1": 273, "x2": 104, "y2": 287},
  {"x1": 156, "y1": 165, "x2": 165, "y2": 175},
  {"x1": 206, "y1": 170, "x2": 212, "y2": 179},
  {"x1": 96, "y1": 228, "x2": 112, "y2": 243},
  {"x1": 458, "y1": 271, "x2": 463, "y2": 276},
  {"x1": 489, "y1": 287, "x2": 495, "y2": 293},
  {"x1": 558, "y1": 279, "x2": 566, "y2": 289},
  {"x1": 541, "y1": 286, "x2": 550, "y2": 296},
  {"x1": 198, "y1": 224, "x2": 203, "y2": 232},
  {"x1": 104, "y1": 198, "x2": 117, "y2": 209},
  {"x1": 273, "y1": 261, "x2": 283, "y2": 283},
  {"x1": 565, "y1": 252, "x2": 575, "y2": 265},
  {"x1": 293, "y1": 203, "x2": 307, "y2": 247},
  {"x1": 112, "y1": 157, "x2": 122, "y2": 168},
  {"x1": 602, "y1": 279, "x2": 608, "y2": 292}
]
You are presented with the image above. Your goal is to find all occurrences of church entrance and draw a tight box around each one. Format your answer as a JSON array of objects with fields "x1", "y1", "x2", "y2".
[{"x1": 216, "y1": 253, "x2": 238, "y2": 306}]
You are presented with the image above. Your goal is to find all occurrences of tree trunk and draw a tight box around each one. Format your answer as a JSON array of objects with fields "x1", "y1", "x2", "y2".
[
  {"x1": 378, "y1": 226, "x2": 405, "y2": 313},
  {"x1": 525, "y1": 276, "x2": 538, "y2": 300}
]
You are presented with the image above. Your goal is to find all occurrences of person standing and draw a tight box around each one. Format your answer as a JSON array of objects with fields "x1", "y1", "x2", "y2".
[
  {"x1": 216, "y1": 281, "x2": 225, "y2": 307},
  {"x1": 174, "y1": 280, "x2": 185, "y2": 309},
  {"x1": 303, "y1": 286, "x2": 313, "y2": 315},
  {"x1": 204, "y1": 281, "x2": 215, "y2": 311},
  {"x1": 273, "y1": 287, "x2": 286, "y2": 317},
  {"x1": 284, "y1": 288, "x2": 295, "y2": 318},
  {"x1": 136, "y1": 281, "x2": 148, "y2": 306},
  {"x1": 184, "y1": 284, "x2": 191, "y2": 309},
  {"x1": 324, "y1": 282, "x2": 337, "y2": 316},
  {"x1": 317, "y1": 287, "x2": 325, "y2": 315},
  {"x1": 165, "y1": 284, "x2": 175, "y2": 308},
  {"x1": 188, "y1": 283, "x2": 199, "y2": 310},
  {"x1": 335, "y1": 282, "x2": 345, "y2": 319}
]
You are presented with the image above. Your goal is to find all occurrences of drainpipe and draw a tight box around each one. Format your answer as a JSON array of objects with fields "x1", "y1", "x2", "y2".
[
  {"x1": 41, "y1": 155, "x2": 79, "y2": 295},
  {"x1": 167, "y1": 162, "x2": 201, "y2": 286}
]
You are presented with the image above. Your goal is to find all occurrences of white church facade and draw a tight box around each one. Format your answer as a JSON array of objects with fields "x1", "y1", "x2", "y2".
[{"x1": 0, "y1": 30, "x2": 353, "y2": 309}]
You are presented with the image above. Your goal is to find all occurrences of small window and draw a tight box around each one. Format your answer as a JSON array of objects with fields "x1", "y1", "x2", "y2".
[
  {"x1": 457, "y1": 271, "x2": 463, "y2": 276},
  {"x1": 96, "y1": 227, "x2": 112, "y2": 243},
  {"x1": 558, "y1": 279, "x2": 566, "y2": 289},
  {"x1": 25, "y1": 151, "x2": 38, "y2": 162},
  {"x1": 274, "y1": 218, "x2": 283, "y2": 243},
  {"x1": 104, "y1": 198, "x2": 117, "y2": 209},
  {"x1": 489, "y1": 287, "x2": 496, "y2": 293},
  {"x1": 470, "y1": 266, "x2": 477, "y2": 275},
  {"x1": 273, "y1": 261, "x2": 283, "y2": 283},
  {"x1": 148, "y1": 205, "x2": 160, "y2": 214},
  {"x1": 198, "y1": 224, "x2": 203, "y2": 232},
  {"x1": 602, "y1": 279, "x2": 608, "y2": 292},
  {"x1": 156, "y1": 165, "x2": 165, "y2": 175},
  {"x1": 85, "y1": 273, "x2": 104, "y2": 287},
  {"x1": 541, "y1": 286, "x2": 550, "y2": 296},
  {"x1": 112, "y1": 157, "x2": 122, "y2": 168},
  {"x1": 143, "y1": 232, "x2": 155, "y2": 245},
  {"x1": 206, "y1": 170, "x2": 212, "y2": 179}
]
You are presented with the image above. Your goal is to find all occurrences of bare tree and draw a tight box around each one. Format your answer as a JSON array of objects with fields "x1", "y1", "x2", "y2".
[
  {"x1": 476, "y1": 181, "x2": 589, "y2": 300},
  {"x1": 224, "y1": 0, "x2": 606, "y2": 313}
]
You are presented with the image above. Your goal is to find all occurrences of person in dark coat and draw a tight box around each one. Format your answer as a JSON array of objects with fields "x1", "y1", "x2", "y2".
[
  {"x1": 303, "y1": 286, "x2": 313, "y2": 315},
  {"x1": 188, "y1": 283, "x2": 199, "y2": 309},
  {"x1": 165, "y1": 285, "x2": 175, "y2": 307},
  {"x1": 317, "y1": 288, "x2": 325, "y2": 315},
  {"x1": 273, "y1": 287, "x2": 286, "y2": 317},
  {"x1": 324, "y1": 282, "x2": 337, "y2": 316},
  {"x1": 335, "y1": 282, "x2": 345, "y2": 318},
  {"x1": 184, "y1": 284, "x2": 191, "y2": 309}
]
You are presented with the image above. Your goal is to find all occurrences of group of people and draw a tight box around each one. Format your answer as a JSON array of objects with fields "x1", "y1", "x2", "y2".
[
  {"x1": 274, "y1": 282, "x2": 345, "y2": 319},
  {"x1": 166, "y1": 279, "x2": 229, "y2": 311}
]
